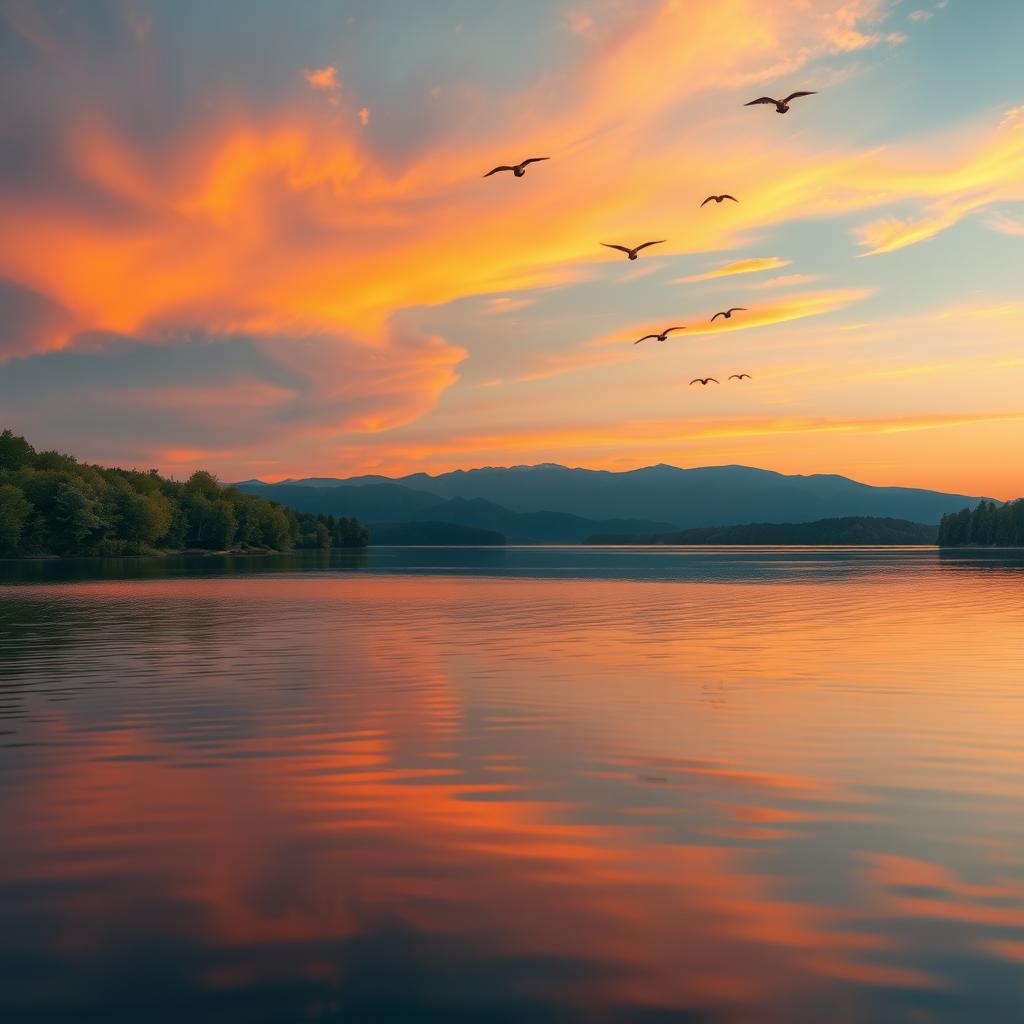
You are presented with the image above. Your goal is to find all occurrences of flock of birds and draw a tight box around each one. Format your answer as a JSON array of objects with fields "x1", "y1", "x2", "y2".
[{"x1": 482, "y1": 89, "x2": 821, "y2": 387}]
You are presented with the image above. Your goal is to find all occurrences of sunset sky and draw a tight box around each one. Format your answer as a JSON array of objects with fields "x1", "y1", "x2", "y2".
[{"x1": 1, "y1": 0, "x2": 1022, "y2": 498}]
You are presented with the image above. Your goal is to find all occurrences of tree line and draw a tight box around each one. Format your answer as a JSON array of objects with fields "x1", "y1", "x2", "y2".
[
  {"x1": 0, "y1": 430, "x2": 367, "y2": 557},
  {"x1": 936, "y1": 500, "x2": 1024, "y2": 547}
]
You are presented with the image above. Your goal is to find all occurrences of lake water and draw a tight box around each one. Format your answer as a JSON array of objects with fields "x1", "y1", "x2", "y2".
[{"x1": 2, "y1": 547, "x2": 1024, "y2": 1023}]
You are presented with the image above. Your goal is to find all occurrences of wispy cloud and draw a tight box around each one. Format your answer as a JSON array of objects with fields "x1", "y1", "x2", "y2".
[
  {"x1": 853, "y1": 114, "x2": 1024, "y2": 254},
  {"x1": 481, "y1": 296, "x2": 536, "y2": 315},
  {"x1": 748, "y1": 273, "x2": 823, "y2": 290},
  {"x1": 855, "y1": 195, "x2": 991, "y2": 255},
  {"x1": 678, "y1": 258, "x2": 792, "y2": 283},
  {"x1": 337, "y1": 413, "x2": 1024, "y2": 467},
  {"x1": 986, "y1": 211, "x2": 1024, "y2": 236}
]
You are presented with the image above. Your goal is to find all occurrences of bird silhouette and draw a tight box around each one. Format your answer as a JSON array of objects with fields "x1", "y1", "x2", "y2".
[
  {"x1": 744, "y1": 91, "x2": 815, "y2": 114},
  {"x1": 483, "y1": 157, "x2": 549, "y2": 178},
  {"x1": 601, "y1": 240, "x2": 666, "y2": 260},
  {"x1": 701, "y1": 194, "x2": 738, "y2": 206},
  {"x1": 633, "y1": 326, "x2": 686, "y2": 344},
  {"x1": 728, "y1": 373, "x2": 752, "y2": 380},
  {"x1": 711, "y1": 307, "x2": 747, "y2": 321},
  {"x1": 690, "y1": 377, "x2": 719, "y2": 386}
]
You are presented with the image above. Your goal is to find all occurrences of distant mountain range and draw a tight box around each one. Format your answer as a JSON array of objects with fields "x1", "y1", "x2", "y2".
[{"x1": 235, "y1": 464, "x2": 988, "y2": 544}]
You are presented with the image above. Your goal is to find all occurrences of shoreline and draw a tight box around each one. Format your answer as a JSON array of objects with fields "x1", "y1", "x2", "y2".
[
  {"x1": 6, "y1": 544, "x2": 1024, "y2": 565},
  {"x1": 0, "y1": 546, "x2": 369, "y2": 563}
]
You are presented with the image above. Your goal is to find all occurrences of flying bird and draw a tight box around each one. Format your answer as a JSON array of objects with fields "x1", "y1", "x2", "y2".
[
  {"x1": 633, "y1": 326, "x2": 686, "y2": 344},
  {"x1": 483, "y1": 157, "x2": 549, "y2": 178},
  {"x1": 601, "y1": 240, "x2": 666, "y2": 261},
  {"x1": 701, "y1": 194, "x2": 738, "y2": 206},
  {"x1": 744, "y1": 91, "x2": 816, "y2": 114},
  {"x1": 711, "y1": 307, "x2": 747, "y2": 321},
  {"x1": 689, "y1": 377, "x2": 719, "y2": 386},
  {"x1": 728, "y1": 374, "x2": 752, "y2": 380}
]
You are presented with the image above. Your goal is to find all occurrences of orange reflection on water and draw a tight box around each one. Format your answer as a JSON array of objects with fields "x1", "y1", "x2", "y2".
[{"x1": 2, "y1": 558, "x2": 1024, "y2": 1020}]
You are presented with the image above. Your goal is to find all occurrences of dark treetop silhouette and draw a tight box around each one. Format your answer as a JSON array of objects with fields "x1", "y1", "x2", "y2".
[{"x1": 937, "y1": 500, "x2": 1024, "y2": 546}]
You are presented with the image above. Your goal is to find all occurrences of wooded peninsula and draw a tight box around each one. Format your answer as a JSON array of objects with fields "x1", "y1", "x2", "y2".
[
  {"x1": 936, "y1": 500, "x2": 1024, "y2": 547},
  {"x1": 0, "y1": 430, "x2": 367, "y2": 557}
]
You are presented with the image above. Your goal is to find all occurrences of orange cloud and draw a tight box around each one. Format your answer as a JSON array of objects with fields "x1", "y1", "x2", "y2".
[
  {"x1": 852, "y1": 116, "x2": 1024, "y2": 254},
  {"x1": 679, "y1": 257, "x2": 793, "y2": 283},
  {"x1": 749, "y1": 273, "x2": 823, "y2": 290},
  {"x1": 688, "y1": 289, "x2": 874, "y2": 337},
  {"x1": 302, "y1": 65, "x2": 338, "y2": 91},
  {"x1": 0, "y1": 0, "x2": 939, "y2": 365},
  {"x1": 855, "y1": 195, "x2": 991, "y2": 255},
  {"x1": 383, "y1": 412, "x2": 1024, "y2": 461},
  {"x1": 482, "y1": 296, "x2": 536, "y2": 315}
]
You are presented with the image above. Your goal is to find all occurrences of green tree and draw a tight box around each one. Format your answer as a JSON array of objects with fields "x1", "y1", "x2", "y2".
[
  {"x1": 116, "y1": 485, "x2": 173, "y2": 545},
  {"x1": 33, "y1": 449, "x2": 80, "y2": 473},
  {"x1": 296, "y1": 513, "x2": 331, "y2": 548},
  {"x1": 185, "y1": 470, "x2": 222, "y2": 501},
  {"x1": 334, "y1": 515, "x2": 369, "y2": 547},
  {"x1": 49, "y1": 478, "x2": 104, "y2": 553},
  {"x1": 972, "y1": 501, "x2": 996, "y2": 545},
  {"x1": 1011, "y1": 500, "x2": 1024, "y2": 546},
  {"x1": 0, "y1": 430, "x2": 34, "y2": 471},
  {"x1": 162, "y1": 504, "x2": 189, "y2": 548},
  {"x1": 942, "y1": 508, "x2": 972, "y2": 546},
  {"x1": 0, "y1": 483, "x2": 31, "y2": 552},
  {"x1": 206, "y1": 500, "x2": 237, "y2": 549},
  {"x1": 0, "y1": 428, "x2": 368, "y2": 556}
]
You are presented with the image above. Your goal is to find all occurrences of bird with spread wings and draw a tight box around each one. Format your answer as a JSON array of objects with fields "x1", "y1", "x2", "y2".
[
  {"x1": 483, "y1": 157, "x2": 549, "y2": 178},
  {"x1": 633, "y1": 327, "x2": 686, "y2": 344},
  {"x1": 711, "y1": 307, "x2": 747, "y2": 322},
  {"x1": 744, "y1": 91, "x2": 815, "y2": 113},
  {"x1": 601, "y1": 240, "x2": 666, "y2": 261}
]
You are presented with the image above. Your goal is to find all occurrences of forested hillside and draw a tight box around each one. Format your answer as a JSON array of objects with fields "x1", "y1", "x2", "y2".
[
  {"x1": 0, "y1": 430, "x2": 367, "y2": 556},
  {"x1": 936, "y1": 500, "x2": 1024, "y2": 546}
]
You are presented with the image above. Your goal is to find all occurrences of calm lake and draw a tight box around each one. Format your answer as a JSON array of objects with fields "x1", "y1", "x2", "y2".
[{"x1": 2, "y1": 547, "x2": 1024, "y2": 1023}]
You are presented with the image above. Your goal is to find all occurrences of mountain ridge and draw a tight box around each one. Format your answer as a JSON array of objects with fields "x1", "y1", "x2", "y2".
[{"x1": 235, "y1": 463, "x2": 989, "y2": 538}]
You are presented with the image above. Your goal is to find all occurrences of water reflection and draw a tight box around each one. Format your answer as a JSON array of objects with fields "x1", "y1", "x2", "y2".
[
  {"x1": 6, "y1": 544, "x2": 1024, "y2": 587},
  {"x1": 1, "y1": 550, "x2": 1023, "y2": 1022}
]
